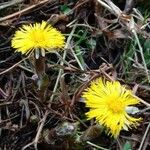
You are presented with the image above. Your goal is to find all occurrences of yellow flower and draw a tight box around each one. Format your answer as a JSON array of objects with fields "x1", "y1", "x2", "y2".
[
  {"x1": 11, "y1": 21, "x2": 65, "y2": 55},
  {"x1": 82, "y1": 78, "x2": 141, "y2": 138}
]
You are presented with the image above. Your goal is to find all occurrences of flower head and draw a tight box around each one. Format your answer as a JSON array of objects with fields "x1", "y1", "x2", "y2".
[
  {"x1": 82, "y1": 78, "x2": 141, "y2": 138},
  {"x1": 11, "y1": 21, "x2": 65, "y2": 56}
]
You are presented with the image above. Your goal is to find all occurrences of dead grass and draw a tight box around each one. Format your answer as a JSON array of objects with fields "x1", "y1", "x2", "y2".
[{"x1": 0, "y1": 0, "x2": 149, "y2": 150}]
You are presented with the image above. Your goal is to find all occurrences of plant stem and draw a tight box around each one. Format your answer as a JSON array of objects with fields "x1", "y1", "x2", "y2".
[
  {"x1": 35, "y1": 56, "x2": 45, "y2": 78},
  {"x1": 34, "y1": 56, "x2": 49, "y2": 102}
]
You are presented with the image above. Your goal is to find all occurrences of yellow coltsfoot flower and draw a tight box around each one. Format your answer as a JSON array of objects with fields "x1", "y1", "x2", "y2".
[
  {"x1": 11, "y1": 21, "x2": 65, "y2": 57},
  {"x1": 82, "y1": 78, "x2": 141, "y2": 138}
]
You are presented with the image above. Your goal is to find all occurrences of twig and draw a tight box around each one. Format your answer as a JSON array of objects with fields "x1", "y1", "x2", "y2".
[
  {"x1": 133, "y1": 84, "x2": 150, "y2": 107},
  {"x1": 65, "y1": 0, "x2": 90, "y2": 15},
  {"x1": 87, "y1": 141, "x2": 109, "y2": 150},
  {"x1": 96, "y1": 0, "x2": 121, "y2": 16},
  {"x1": 49, "y1": 23, "x2": 77, "y2": 102},
  {"x1": 138, "y1": 122, "x2": 150, "y2": 150},
  {"x1": 104, "y1": 0, "x2": 122, "y2": 15},
  {"x1": 96, "y1": 0, "x2": 112, "y2": 13},
  {"x1": 70, "y1": 46, "x2": 85, "y2": 71},
  {"x1": 140, "y1": 107, "x2": 150, "y2": 113},
  {"x1": 0, "y1": 56, "x2": 29, "y2": 75},
  {"x1": 0, "y1": 0, "x2": 53, "y2": 22},
  {"x1": 18, "y1": 64, "x2": 33, "y2": 73},
  {"x1": 0, "y1": 0, "x2": 23, "y2": 10},
  {"x1": 116, "y1": 138, "x2": 123, "y2": 150},
  {"x1": 33, "y1": 111, "x2": 49, "y2": 150},
  {"x1": 124, "y1": 0, "x2": 135, "y2": 13},
  {"x1": 96, "y1": 0, "x2": 149, "y2": 83},
  {"x1": 0, "y1": 88, "x2": 8, "y2": 98},
  {"x1": 132, "y1": 29, "x2": 150, "y2": 83},
  {"x1": 133, "y1": 95, "x2": 150, "y2": 107},
  {"x1": 0, "y1": 102, "x2": 12, "y2": 107},
  {"x1": 22, "y1": 141, "x2": 34, "y2": 150},
  {"x1": 22, "y1": 110, "x2": 49, "y2": 150}
]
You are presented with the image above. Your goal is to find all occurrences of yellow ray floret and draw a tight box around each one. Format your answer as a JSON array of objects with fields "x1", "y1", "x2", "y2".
[
  {"x1": 82, "y1": 78, "x2": 141, "y2": 138},
  {"x1": 11, "y1": 21, "x2": 65, "y2": 55}
]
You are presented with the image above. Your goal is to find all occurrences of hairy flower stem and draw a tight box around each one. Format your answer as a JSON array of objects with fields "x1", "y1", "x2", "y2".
[
  {"x1": 34, "y1": 55, "x2": 49, "y2": 102},
  {"x1": 35, "y1": 56, "x2": 46, "y2": 77}
]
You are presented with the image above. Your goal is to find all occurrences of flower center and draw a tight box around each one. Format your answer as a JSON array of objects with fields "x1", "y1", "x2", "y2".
[
  {"x1": 107, "y1": 98, "x2": 125, "y2": 113},
  {"x1": 31, "y1": 31, "x2": 46, "y2": 46}
]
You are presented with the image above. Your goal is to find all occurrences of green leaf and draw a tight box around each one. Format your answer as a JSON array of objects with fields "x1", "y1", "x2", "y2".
[
  {"x1": 123, "y1": 141, "x2": 132, "y2": 150},
  {"x1": 144, "y1": 40, "x2": 150, "y2": 67},
  {"x1": 144, "y1": 40, "x2": 150, "y2": 50},
  {"x1": 60, "y1": 4, "x2": 71, "y2": 14}
]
